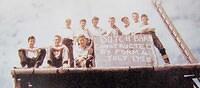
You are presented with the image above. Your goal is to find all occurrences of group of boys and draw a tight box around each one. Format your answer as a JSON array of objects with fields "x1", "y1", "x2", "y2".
[{"x1": 18, "y1": 12, "x2": 170, "y2": 69}]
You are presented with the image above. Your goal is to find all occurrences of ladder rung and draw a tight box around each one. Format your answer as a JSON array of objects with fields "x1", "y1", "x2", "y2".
[
  {"x1": 165, "y1": 20, "x2": 171, "y2": 26},
  {"x1": 161, "y1": 14, "x2": 166, "y2": 20},
  {"x1": 180, "y1": 44, "x2": 185, "y2": 49},
  {"x1": 172, "y1": 31, "x2": 177, "y2": 37},
  {"x1": 184, "y1": 50, "x2": 189, "y2": 55},
  {"x1": 176, "y1": 38, "x2": 181, "y2": 44},
  {"x1": 158, "y1": 8, "x2": 163, "y2": 14},
  {"x1": 169, "y1": 25, "x2": 174, "y2": 31}
]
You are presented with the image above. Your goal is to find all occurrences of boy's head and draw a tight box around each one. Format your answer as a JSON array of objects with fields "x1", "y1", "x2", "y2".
[
  {"x1": 54, "y1": 35, "x2": 62, "y2": 46},
  {"x1": 65, "y1": 18, "x2": 71, "y2": 28},
  {"x1": 80, "y1": 19, "x2": 87, "y2": 28},
  {"x1": 132, "y1": 12, "x2": 139, "y2": 22},
  {"x1": 121, "y1": 16, "x2": 130, "y2": 25},
  {"x1": 92, "y1": 16, "x2": 99, "y2": 26},
  {"x1": 108, "y1": 17, "x2": 115, "y2": 27},
  {"x1": 141, "y1": 14, "x2": 149, "y2": 24},
  {"x1": 28, "y1": 35, "x2": 35, "y2": 48},
  {"x1": 77, "y1": 35, "x2": 87, "y2": 47}
]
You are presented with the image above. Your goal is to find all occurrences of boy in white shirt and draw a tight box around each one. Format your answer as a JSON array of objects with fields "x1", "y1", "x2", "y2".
[
  {"x1": 61, "y1": 18, "x2": 75, "y2": 40},
  {"x1": 140, "y1": 14, "x2": 170, "y2": 64},
  {"x1": 62, "y1": 18, "x2": 75, "y2": 67},
  {"x1": 18, "y1": 36, "x2": 46, "y2": 68},
  {"x1": 140, "y1": 14, "x2": 154, "y2": 32},
  {"x1": 121, "y1": 16, "x2": 132, "y2": 35},
  {"x1": 73, "y1": 35, "x2": 93, "y2": 68},
  {"x1": 131, "y1": 12, "x2": 142, "y2": 33},
  {"x1": 47, "y1": 35, "x2": 70, "y2": 68},
  {"x1": 106, "y1": 17, "x2": 122, "y2": 36},
  {"x1": 75, "y1": 19, "x2": 90, "y2": 39},
  {"x1": 88, "y1": 16, "x2": 106, "y2": 37}
]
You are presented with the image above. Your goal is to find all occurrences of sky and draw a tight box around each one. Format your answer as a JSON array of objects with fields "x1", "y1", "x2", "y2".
[{"x1": 0, "y1": 0, "x2": 200, "y2": 87}]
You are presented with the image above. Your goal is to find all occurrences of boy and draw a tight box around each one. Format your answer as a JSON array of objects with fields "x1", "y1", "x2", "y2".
[
  {"x1": 18, "y1": 36, "x2": 46, "y2": 68},
  {"x1": 121, "y1": 16, "x2": 132, "y2": 35},
  {"x1": 140, "y1": 14, "x2": 170, "y2": 64},
  {"x1": 62, "y1": 18, "x2": 75, "y2": 67},
  {"x1": 75, "y1": 19, "x2": 90, "y2": 39},
  {"x1": 47, "y1": 35, "x2": 70, "y2": 68},
  {"x1": 73, "y1": 35, "x2": 93, "y2": 68},
  {"x1": 88, "y1": 16, "x2": 106, "y2": 37},
  {"x1": 106, "y1": 17, "x2": 122, "y2": 36},
  {"x1": 132, "y1": 12, "x2": 142, "y2": 33},
  {"x1": 61, "y1": 18, "x2": 75, "y2": 40}
]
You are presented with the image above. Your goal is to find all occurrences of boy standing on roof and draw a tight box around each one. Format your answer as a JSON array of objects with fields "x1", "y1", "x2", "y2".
[{"x1": 140, "y1": 14, "x2": 170, "y2": 64}]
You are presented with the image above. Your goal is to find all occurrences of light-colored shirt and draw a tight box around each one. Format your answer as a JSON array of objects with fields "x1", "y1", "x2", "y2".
[
  {"x1": 60, "y1": 28, "x2": 75, "y2": 40},
  {"x1": 88, "y1": 26, "x2": 106, "y2": 37},
  {"x1": 73, "y1": 46, "x2": 89, "y2": 59},
  {"x1": 106, "y1": 26, "x2": 122, "y2": 36},
  {"x1": 25, "y1": 47, "x2": 39, "y2": 59},
  {"x1": 121, "y1": 25, "x2": 132, "y2": 35},
  {"x1": 140, "y1": 24, "x2": 152, "y2": 30},
  {"x1": 74, "y1": 27, "x2": 90, "y2": 38},
  {"x1": 132, "y1": 22, "x2": 142, "y2": 33},
  {"x1": 140, "y1": 24, "x2": 155, "y2": 32}
]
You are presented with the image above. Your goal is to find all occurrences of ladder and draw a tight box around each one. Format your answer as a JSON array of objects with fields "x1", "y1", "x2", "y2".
[{"x1": 152, "y1": 0, "x2": 198, "y2": 63}]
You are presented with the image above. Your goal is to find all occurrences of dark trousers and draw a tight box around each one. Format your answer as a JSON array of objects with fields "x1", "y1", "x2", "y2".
[
  {"x1": 47, "y1": 48, "x2": 63, "y2": 68},
  {"x1": 62, "y1": 38, "x2": 74, "y2": 67},
  {"x1": 18, "y1": 48, "x2": 46, "y2": 68}
]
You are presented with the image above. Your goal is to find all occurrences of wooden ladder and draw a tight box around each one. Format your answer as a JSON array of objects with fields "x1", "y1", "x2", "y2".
[{"x1": 152, "y1": 0, "x2": 198, "y2": 63}]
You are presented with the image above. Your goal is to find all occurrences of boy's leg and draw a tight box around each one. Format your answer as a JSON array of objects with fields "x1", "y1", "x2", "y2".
[
  {"x1": 151, "y1": 32, "x2": 170, "y2": 64},
  {"x1": 62, "y1": 38, "x2": 74, "y2": 67},
  {"x1": 35, "y1": 48, "x2": 46, "y2": 68},
  {"x1": 18, "y1": 49, "x2": 27, "y2": 67},
  {"x1": 47, "y1": 48, "x2": 54, "y2": 67}
]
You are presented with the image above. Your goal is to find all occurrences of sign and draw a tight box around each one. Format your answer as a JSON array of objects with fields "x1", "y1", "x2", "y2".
[{"x1": 93, "y1": 34, "x2": 157, "y2": 67}]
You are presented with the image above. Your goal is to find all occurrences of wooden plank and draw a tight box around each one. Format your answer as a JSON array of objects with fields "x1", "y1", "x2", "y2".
[{"x1": 11, "y1": 64, "x2": 200, "y2": 75}]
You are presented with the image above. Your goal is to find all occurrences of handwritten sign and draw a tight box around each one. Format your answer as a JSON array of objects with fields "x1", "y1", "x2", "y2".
[{"x1": 93, "y1": 34, "x2": 157, "y2": 67}]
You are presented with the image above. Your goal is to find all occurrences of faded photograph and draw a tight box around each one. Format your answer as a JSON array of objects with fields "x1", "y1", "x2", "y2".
[{"x1": 0, "y1": 0, "x2": 200, "y2": 88}]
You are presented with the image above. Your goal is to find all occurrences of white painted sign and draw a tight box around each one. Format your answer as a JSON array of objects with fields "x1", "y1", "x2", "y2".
[{"x1": 94, "y1": 34, "x2": 157, "y2": 67}]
